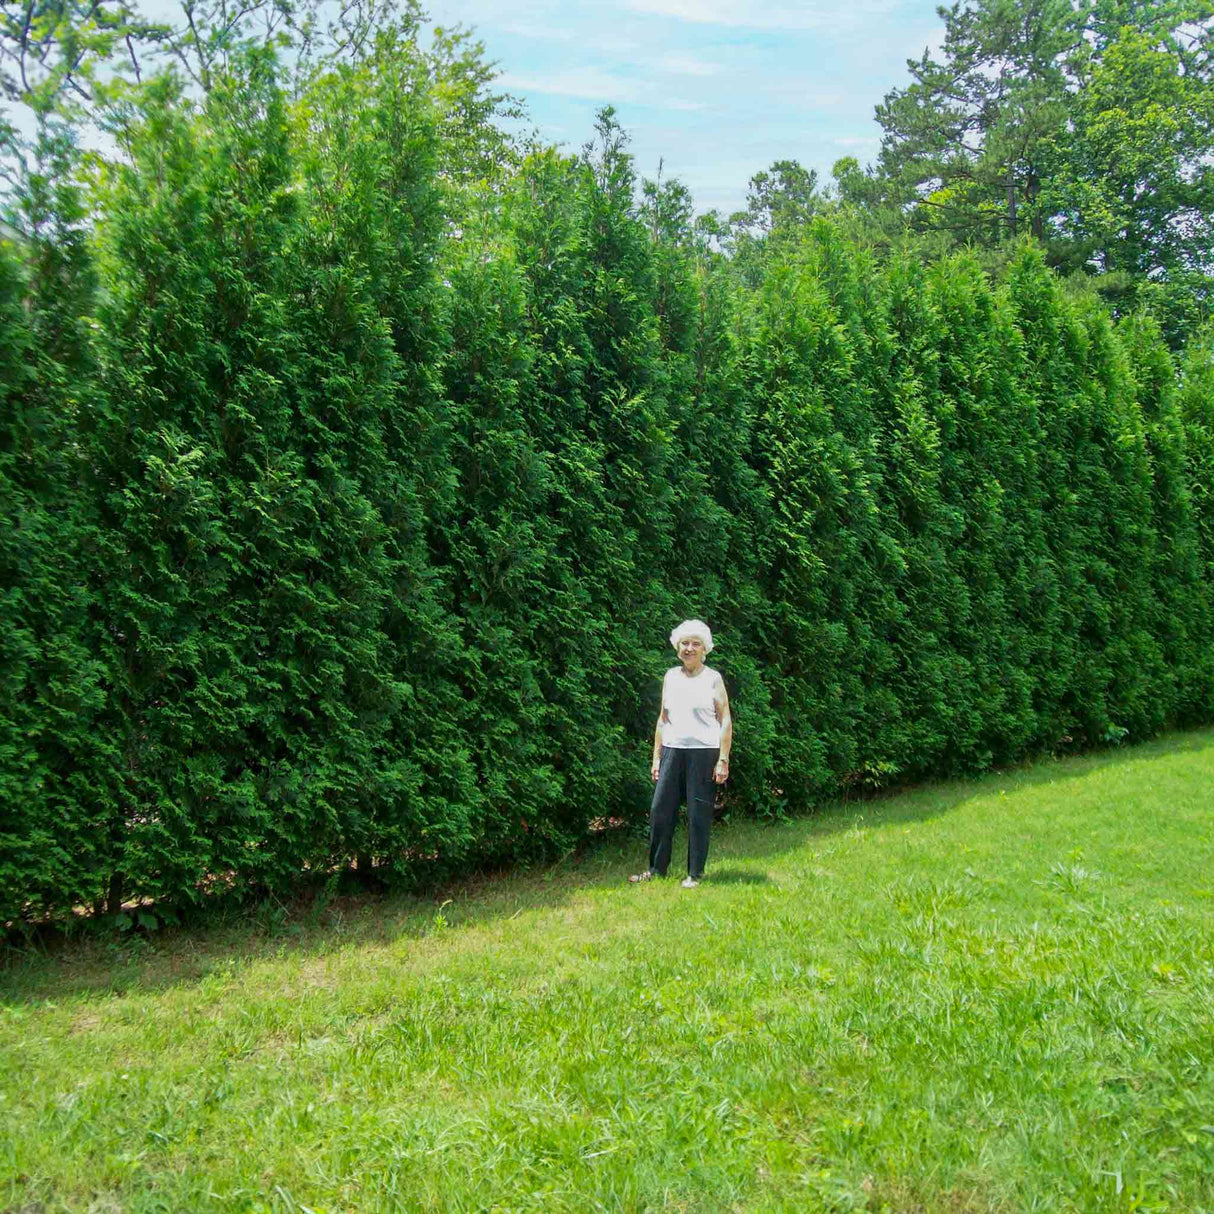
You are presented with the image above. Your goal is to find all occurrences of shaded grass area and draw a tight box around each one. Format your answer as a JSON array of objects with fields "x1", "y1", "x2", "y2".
[{"x1": 3, "y1": 729, "x2": 1214, "y2": 1212}]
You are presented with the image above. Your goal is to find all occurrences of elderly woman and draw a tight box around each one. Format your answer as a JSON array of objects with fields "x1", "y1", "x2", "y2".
[{"x1": 630, "y1": 619, "x2": 732, "y2": 888}]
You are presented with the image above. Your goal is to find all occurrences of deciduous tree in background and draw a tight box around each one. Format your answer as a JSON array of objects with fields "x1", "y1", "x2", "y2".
[{"x1": 868, "y1": 0, "x2": 1214, "y2": 345}]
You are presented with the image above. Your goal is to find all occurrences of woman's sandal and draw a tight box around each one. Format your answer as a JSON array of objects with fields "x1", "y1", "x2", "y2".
[{"x1": 628, "y1": 870, "x2": 655, "y2": 883}]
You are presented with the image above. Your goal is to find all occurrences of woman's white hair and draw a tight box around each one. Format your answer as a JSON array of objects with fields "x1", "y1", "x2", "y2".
[{"x1": 670, "y1": 618, "x2": 714, "y2": 654}]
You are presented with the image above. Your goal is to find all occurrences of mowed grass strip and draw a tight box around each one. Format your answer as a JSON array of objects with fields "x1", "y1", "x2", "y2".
[{"x1": 3, "y1": 729, "x2": 1213, "y2": 1213}]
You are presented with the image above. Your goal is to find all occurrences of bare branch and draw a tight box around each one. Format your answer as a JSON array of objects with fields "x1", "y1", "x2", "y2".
[
  {"x1": 18, "y1": 0, "x2": 35, "y2": 97},
  {"x1": 125, "y1": 32, "x2": 141, "y2": 82},
  {"x1": 184, "y1": 3, "x2": 211, "y2": 89}
]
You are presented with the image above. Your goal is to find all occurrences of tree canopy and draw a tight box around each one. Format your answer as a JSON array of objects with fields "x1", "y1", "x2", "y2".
[{"x1": 862, "y1": 0, "x2": 1214, "y2": 343}]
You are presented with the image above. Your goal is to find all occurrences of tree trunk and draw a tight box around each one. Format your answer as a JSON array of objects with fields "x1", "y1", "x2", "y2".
[
  {"x1": 1027, "y1": 169, "x2": 1043, "y2": 240},
  {"x1": 104, "y1": 870, "x2": 124, "y2": 917},
  {"x1": 1007, "y1": 175, "x2": 1017, "y2": 239}
]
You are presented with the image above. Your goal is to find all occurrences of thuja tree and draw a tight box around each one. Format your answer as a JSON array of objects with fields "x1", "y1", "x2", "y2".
[
  {"x1": 574, "y1": 111, "x2": 685, "y2": 740},
  {"x1": 438, "y1": 214, "x2": 571, "y2": 860},
  {"x1": 1177, "y1": 331, "x2": 1214, "y2": 718},
  {"x1": 671, "y1": 248, "x2": 782, "y2": 815},
  {"x1": 901, "y1": 253, "x2": 1051, "y2": 768},
  {"x1": 875, "y1": 251, "x2": 988, "y2": 775},
  {"x1": 82, "y1": 61, "x2": 319, "y2": 907},
  {"x1": 292, "y1": 33, "x2": 477, "y2": 880},
  {"x1": 1118, "y1": 312, "x2": 1208, "y2": 723},
  {"x1": 1006, "y1": 248, "x2": 1167, "y2": 744},
  {"x1": 726, "y1": 225, "x2": 900, "y2": 806},
  {"x1": 74, "y1": 45, "x2": 466, "y2": 910},
  {"x1": 858, "y1": 247, "x2": 1042, "y2": 778},
  {"x1": 444, "y1": 122, "x2": 689, "y2": 855},
  {"x1": 0, "y1": 125, "x2": 113, "y2": 922},
  {"x1": 781, "y1": 228, "x2": 911, "y2": 787}
]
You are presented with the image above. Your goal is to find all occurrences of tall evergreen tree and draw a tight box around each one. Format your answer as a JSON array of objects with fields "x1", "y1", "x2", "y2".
[
  {"x1": 730, "y1": 227, "x2": 894, "y2": 803},
  {"x1": 1175, "y1": 329, "x2": 1214, "y2": 718},
  {"x1": 0, "y1": 123, "x2": 111, "y2": 922},
  {"x1": 288, "y1": 28, "x2": 477, "y2": 877}
]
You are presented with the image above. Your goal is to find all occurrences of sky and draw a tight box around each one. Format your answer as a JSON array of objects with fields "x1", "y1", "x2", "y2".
[{"x1": 421, "y1": 0, "x2": 948, "y2": 218}]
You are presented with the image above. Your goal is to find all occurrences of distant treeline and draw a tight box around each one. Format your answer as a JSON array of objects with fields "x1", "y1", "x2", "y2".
[{"x1": 3, "y1": 23, "x2": 1213, "y2": 925}]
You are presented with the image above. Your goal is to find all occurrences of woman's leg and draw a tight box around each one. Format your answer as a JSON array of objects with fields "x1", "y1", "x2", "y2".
[
  {"x1": 648, "y1": 747, "x2": 685, "y2": 877},
  {"x1": 685, "y1": 747, "x2": 719, "y2": 879}
]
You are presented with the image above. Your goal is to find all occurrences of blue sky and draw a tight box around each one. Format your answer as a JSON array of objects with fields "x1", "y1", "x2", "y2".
[{"x1": 422, "y1": 0, "x2": 947, "y2": 218}]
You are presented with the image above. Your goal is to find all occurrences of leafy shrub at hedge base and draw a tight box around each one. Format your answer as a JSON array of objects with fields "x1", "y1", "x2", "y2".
[{"x1": 2, "y1": 46, "x2": 1212, "y2": 926}]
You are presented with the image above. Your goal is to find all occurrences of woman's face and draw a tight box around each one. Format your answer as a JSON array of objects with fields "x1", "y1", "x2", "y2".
[{"x1": 677, "y1": 635, "x2": 706, "y2": 670}]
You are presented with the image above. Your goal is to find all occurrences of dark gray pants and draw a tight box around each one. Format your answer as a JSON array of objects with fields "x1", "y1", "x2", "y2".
[{"x1": 648, "y1": 746, "x2": 718, "y2": 878}]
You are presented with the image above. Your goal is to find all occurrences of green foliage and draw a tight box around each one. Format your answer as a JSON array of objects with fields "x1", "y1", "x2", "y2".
[
  {"x1": 455, "y1": 109, "x2": 687, "y2": 852},
  {"x1": 874, "y1": 0, "x2": 1077, "y2": 244},
  {"x1": 2, "y1": 17, "x2": 1213, "y2": 926},
  {"x1": 878, "y1": 249, "x2": 1048, "y2": 772},
  {"x1": 730, "y1": 158, "x2": 821, "y2": 244},
  {"x1": 1007, "y1": 250, "x2": 1169, "y2": 743},
  {"x1": 1177, "y1": 329, "x2": 1214, "y2": 716},
  {"x1": 0, "y1": 123, "x2": 113, "y2": 922},
  {"x1": 867, "y1": 0, "x2": 1214, "y2": 348}
]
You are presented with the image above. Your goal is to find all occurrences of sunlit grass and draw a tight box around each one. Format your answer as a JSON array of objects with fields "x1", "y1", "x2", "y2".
[{"x1": 4, "y1": 729, "x2": 1214, "y2": 1212}]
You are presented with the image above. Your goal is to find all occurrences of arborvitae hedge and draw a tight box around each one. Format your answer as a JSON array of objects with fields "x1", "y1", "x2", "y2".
[{"x1": 2, "y1": 55, "x2": 1212, "y2": 926}]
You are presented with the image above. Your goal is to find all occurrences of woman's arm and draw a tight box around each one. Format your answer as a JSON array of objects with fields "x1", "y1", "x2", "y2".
[
  {"x1": 714, "y1": 680, "x2": 732, "y2": 783},
  {"x1": 652, "y1": 677, "x2": 668, "y2": 782}
]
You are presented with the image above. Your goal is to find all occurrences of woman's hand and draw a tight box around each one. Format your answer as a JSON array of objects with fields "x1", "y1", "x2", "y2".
[
  {"x1": 714, "y1": 757, "x2": 730, "y2": 784},
  {"x1": 652, "y1": 758, "x2": 662, "y2": 782}
]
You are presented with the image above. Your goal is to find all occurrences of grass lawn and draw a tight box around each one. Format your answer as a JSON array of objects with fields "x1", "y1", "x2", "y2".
[{"x1": 3, "y1": 729, "x2": 1214, "y2": 1213}]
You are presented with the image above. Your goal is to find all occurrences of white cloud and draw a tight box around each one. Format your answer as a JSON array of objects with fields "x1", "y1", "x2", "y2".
[
  {"x1": 782, "y1": 89, "x2": 850, "y2": 110},
  {"x1": 653, "y1": 52, "x2": 721, "y2": 76},
  {"x1": 496, "y1": 21, "x2": 577, "y2": 40},
  {"x1": 499, "y1": 67, "x2": 646, "y2": 102},
  {"x1": 500, "y1": 68, "x2": 705, "y2": 115},
  {"x1": 623, "y1": 0, "x2": 896, "y2": 29}
]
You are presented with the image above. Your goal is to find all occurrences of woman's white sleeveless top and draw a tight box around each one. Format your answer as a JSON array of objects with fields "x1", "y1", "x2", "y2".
[{"x1": 660, "y1": 665, "x2": 722, "y2": 749}]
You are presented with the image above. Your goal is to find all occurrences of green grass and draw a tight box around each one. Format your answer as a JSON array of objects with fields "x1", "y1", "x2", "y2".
[{"x1": 3, "y1": 730, "x2": 1214, "y2": 1213}]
